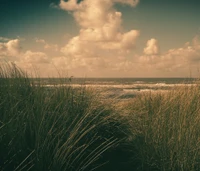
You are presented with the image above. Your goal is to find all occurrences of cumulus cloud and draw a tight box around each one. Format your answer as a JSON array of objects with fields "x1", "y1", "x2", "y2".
[
  {"x1": 0, "y1": 39, "x2": 21, "y2": 59},
  {"x1": 59, "y1": 0, "x2": 140, "y2": 70},
  {"x1": 140, "y1": 36, "x2": 200, "y2": 74},
  {"x1": 0, "y1": 39, "x2": 53, "y2": 76},
  {"x1": 22, "y1": 51, "x2": 49, "y2": 64},
  {"x1": 52, "y1": 56, "x2": 72, "y2": 69},
  {"x1": 121, "y1": 30, "x2": 139, "y2": 50},
  {"x1": 59, "y1": 0, "x2": 139, "y2": 12},
  {"x1": 61, "y1": 36, "x2": 97, "y2": 57},
  {"x1": 15, "y1": 50, "x2": 52, "y2": 77},
  {"x1": 0, "y1": 39, "x2": 50, "y2": 64},
  {"x1": 144, "y1": 38, "x2": 159, "y2": 55}
]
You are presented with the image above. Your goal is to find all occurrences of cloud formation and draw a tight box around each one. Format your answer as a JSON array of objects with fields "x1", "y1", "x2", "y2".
[
  {"x1": 22, "y1": 51, "x2": 49, "y2": 64},
  {"x1": 2, "y1": 0, "x2": 199, "y2": 77},
  {"x1": 140, "y1": 36, "x2": 200, "y2": 75},
  {"x1": 0, "y1": 38, "x2": 52, "y2": 76},
  {"x1": 144, "y1": 39, "x2": 159, "y2": 55},
  {"x1": 0, "y1": 39, "x2": 21, "y2": 59},
  {"x1": 59, "y1": 0, "x2": 140, "y2": 70},
  {"x1": 59, "y1": 0, "x2": 139, "y2": 11}
]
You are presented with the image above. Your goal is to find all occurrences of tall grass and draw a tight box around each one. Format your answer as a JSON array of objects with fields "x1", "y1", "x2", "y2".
[
  {"x1": 0, "y1": 63, "x2": 130, "y2": 171},
  {"x1": 128, "y1": 86, "x2": 200, "y2": 171},
  {"x1": 2, "y1": 63, "x2": 200, "y2": 171}
]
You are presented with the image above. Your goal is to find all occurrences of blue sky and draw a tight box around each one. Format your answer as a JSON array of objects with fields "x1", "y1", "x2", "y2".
[{"x1": 0, "y1": 0, "x2": 200, "y2": 77}]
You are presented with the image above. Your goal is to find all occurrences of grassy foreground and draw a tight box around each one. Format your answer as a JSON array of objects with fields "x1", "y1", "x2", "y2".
[
  {"x1": 1, "y1": 64, "x2": 200, "y2": 170},
  {"x1": 127, "y1": 85, "x2": 200, "y2": 171},
  {"x1": 0, "y1": 64, "x2": 130, "y2": 171}
]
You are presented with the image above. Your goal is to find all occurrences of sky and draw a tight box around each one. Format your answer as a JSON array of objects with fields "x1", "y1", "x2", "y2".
[{"x1": 0, "y1": 0, "x2": 200, "y2": 77}]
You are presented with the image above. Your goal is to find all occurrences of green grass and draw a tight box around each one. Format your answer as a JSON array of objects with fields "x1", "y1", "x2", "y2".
[
  {"x1": 127, "y1": 86, "x2": 200, "y2": 171},
  {"x1": 0, "y1": 63, "x2": 130, "y2": 171},
  {"x1": 2, "y1": 63, "x2": 200, "y2": 171}
]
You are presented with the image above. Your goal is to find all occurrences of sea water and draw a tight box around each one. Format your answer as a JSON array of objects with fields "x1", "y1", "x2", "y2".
[{"x1": 35, "y1": 77, "x2": 198, "y2": 100}]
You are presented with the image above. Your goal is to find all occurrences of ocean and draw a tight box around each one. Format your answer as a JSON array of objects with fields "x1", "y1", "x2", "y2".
[{"x1": 34, "y1": 77, "x2": 198, "y2": 100}]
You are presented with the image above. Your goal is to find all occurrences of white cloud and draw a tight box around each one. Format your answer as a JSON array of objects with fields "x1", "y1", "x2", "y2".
[
  {"x1": 121, "y1": 30, "x2": 140, "y2": 50},
  {"x1": 144, "y1": 38, "x2": 159, "y2": 55},
  {"x1": 52, "y1": 56, "x2": 71, "y2": 69},
  {"x1": 140, "y1": 36, "x2": 200, "y2": 74},
  {"x1": 0, "y1": 39, "x2": 52, "y2": 76},
  {"x1": 14, "y1": 50, "x2": 51, "y2": 77},
  {"x1": 59, "y1": 0, "x2": 139, "y2": 12},
  {"x1": 0, "y1": 39, "x2": 21, "y2": 59},
  {"x1": 44, "y1": 44, "x2": 59, "y2": 51},
  {"x1": 59, "y1": 0, "x2": 140, "y2": 70},
  {"x1": 22, "y1": 51, "x2": 49, "y2": 64}
]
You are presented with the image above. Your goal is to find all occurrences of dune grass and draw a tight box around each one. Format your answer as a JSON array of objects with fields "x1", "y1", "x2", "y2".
[
  {"x1": 2, "y1": 63, "x2": 200, "y2": 171},
  {"x1": 0, "y1": 63, "x2": 131, "y2": 171},
  {"x1": 127, "y1": 85, "x2": 200, "y2": 171}
]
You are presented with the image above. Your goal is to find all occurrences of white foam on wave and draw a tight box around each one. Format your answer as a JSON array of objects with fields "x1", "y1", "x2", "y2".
[
  {"x1": 42, "y1": 83, "x2": 196, "y2": 89},
  {"x1": 123, "y1": 88, "x2": 170, "y2": 94}
]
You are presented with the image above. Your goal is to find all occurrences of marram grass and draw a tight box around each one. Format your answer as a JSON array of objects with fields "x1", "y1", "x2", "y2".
[
  {"x1": 2, "y1": 63, "x2": 200, "y2": 171},
  {"x1": 128, "y1": 85, "x2": 200, "y2": 171},
  {"x1": 0, "y1": 63, "x2": 130, "y2": 171}
]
